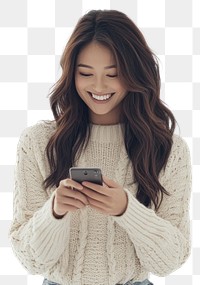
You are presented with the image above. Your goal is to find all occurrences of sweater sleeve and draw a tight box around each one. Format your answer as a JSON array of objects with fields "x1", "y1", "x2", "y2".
[
  {"x1": 112, "y1": 135, "x2": 192, "y2": 276},
  {"x1": 9, "y1": 126, "x2": 72, "y2": 274}
]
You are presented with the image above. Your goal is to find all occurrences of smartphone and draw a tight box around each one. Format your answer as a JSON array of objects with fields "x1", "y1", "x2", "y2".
[{"x1": 69, "y1": 167, "x2": 103, "y2": 185}]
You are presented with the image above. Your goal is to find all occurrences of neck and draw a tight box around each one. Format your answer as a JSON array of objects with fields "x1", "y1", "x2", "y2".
[{"x1": 89, "y1": 107, "x2": 124, "y2": 125}]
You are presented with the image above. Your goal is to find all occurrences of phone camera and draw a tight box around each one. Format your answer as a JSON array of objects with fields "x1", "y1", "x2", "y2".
[{"x1": 83, "y1": 170, "x2": 88, "y2": 175}]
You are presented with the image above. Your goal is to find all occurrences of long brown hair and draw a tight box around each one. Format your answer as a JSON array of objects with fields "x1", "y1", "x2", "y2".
[{"x1": 44, "y1": 10, "x2": 178, "y2": 211}]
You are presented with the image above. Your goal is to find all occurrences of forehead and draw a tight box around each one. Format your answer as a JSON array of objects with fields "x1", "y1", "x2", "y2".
[{"x1": 76, "y1": 41, "x2": 116, "y2": 66}]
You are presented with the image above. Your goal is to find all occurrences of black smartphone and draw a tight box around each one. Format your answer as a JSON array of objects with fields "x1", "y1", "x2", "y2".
[{"x1": 69, "y1": 167, "x2": 103, "y2": 185}]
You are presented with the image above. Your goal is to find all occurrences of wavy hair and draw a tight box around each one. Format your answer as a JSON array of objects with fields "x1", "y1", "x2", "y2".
[{"x1": 44, "y1": 10, "x2": 178, "y2": 211}]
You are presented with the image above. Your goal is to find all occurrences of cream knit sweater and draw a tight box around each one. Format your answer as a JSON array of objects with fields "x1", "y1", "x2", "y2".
[{"x1": 9, "y1": 121, "x2": 192, "y2": 285}]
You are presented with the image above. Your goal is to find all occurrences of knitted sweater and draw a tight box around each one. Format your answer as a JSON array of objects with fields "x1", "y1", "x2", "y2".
[{"x1": 9, "y1": 121, "x2": 192, "y2": 285}]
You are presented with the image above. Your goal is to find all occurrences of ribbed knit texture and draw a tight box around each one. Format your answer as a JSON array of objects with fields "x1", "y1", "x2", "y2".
[{"x1": 9, "y1": 121, "x2": 192, "y2": 285}]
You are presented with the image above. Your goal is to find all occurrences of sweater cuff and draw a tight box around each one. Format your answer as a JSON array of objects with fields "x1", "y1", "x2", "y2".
[
  {"x1": 112, "y1": 188, "x2": 170, "y2": 242},
  {"x1": 29, "y1": 192, "x2": 72, "y2": 263},
  {"x1": 34, "y1": 191, "x2": 71, "y2": 224}
]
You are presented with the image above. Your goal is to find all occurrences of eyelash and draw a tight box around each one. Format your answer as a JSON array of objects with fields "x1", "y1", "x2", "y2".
[{"x1": 79, "y1": 72, "x2": 117, "y2": 78}]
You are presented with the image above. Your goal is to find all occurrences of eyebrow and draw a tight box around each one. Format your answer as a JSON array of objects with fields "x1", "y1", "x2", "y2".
[{"x1": 77, "y1": 64, "x2": 117, "y2": 69}]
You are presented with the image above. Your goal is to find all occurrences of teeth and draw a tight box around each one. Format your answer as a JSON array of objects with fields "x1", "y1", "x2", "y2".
[{"x1": 91, "y1": 93, "x2": 112, "y2": 101}]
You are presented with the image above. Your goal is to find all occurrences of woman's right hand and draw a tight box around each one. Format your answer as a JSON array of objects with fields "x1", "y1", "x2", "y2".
[{"x1": 52, "y1": 178, "x2": 89, "y2": 219}]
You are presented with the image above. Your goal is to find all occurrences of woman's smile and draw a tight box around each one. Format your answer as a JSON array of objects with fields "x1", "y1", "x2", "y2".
[{"x1": 87, "y1": 92, "x2": 115, "y2": 103}]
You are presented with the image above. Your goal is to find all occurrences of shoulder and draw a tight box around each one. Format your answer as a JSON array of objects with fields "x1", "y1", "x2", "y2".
[
  {"x1": 171, "y1": 133, "x2": 190, "y2": 161},
  {"x1": 163, "y1": 133, "x2": 191, "y2": 176},
  {"x1": 20, "y1": 120, "x2": 56, "y2": 138},
  {"x1": 172, "y1": 133, "x2": 189, "y2": 148},
  {"x1": 18, "y1": 120, "x2": 56, "y2": 148}
]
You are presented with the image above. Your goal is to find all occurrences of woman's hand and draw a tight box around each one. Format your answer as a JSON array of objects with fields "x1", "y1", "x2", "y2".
[
  {"x1": 53, "y1": 178, "x2": 89, "y2": 218},
  {"x1": 81, "y1": 176, "x2": 128, "y2": 216}
]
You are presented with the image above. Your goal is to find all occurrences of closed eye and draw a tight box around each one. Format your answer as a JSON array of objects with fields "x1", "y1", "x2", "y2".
[
  {"x1": 79, "y1": 72, "x2": 117, "y2": 78},
  {"x1": 107, "y1": 74, "x2": 118, "y2": 78},
  {"x1": 79, "y1": 72, "x2": 92, "y2": 77}
]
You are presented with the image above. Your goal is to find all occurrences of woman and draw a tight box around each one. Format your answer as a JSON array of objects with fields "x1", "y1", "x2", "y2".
[{"x1": 9, "y1": 10, "x2": 192, "y2": 285}]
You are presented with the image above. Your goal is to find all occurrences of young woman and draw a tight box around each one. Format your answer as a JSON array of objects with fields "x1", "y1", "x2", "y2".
[{"x1": 9, "y1": 10, "x2": 192, "y2": 285}]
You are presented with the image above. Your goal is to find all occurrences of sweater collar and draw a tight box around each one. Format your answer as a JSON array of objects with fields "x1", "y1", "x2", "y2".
[{"x1": 89, "y1": 123, "x2": 125, "y2": 144}]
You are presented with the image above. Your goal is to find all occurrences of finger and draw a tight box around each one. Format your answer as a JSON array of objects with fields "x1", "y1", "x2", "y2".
[
  {"x1": 73, "y1": 189, "x2": 90, "y2": 205},
  {"x1": 66, "y1": 188, "x2": 89, "y2": 205},
  {"x1": 57, "y1": 185, "x2": 89, "y2": 205},
  {"x1": 81, "y1": 186, "x2": 107, "y2": 201},
  {"x1": 81, "y1": 181, "x2": 109, "y2": 196},
  {"x1": 60, "y1": 178, "x2": 83, "y2": 191},
  {"x1": 62, "y1": 197, "x2": 86, "y2": 208},
  {"x1": 56, "y1": 193, "x2": 87, "y2": 208},
  {"x1": 102, "y1": 175, "x2": 119, "y2": 188},
  {"x1": 87, "y1": 197, "x2": 106, "y2": 209}
]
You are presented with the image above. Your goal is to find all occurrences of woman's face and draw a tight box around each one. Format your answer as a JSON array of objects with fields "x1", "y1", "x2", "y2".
[{"x1": 75, "y1": 41, "x2": 127, "y2": 125}]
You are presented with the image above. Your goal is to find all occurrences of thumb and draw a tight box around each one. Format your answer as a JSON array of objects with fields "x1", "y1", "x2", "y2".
[{"x1": 102, "y1": 175, "x2": 119, "y2": 188}]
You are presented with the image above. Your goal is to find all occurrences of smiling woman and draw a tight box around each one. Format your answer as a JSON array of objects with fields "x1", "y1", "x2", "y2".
[
  {"x1": 75, "y1": 41, "x2": 127, "y2": 124},
  {"x1": 9, "y1": 9, "x2": 192, "y2": 285}
]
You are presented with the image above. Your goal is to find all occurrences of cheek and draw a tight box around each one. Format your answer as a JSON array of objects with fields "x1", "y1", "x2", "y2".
[
  {"x1": 112, "y1": 80, "x2": 126, "y2": 92},
  {"x1": 115, "y1": 84, "x2": 127, "y2": 97},
  {"x1": 75, "y1": 77, "x2": 88, "y2": 93}
]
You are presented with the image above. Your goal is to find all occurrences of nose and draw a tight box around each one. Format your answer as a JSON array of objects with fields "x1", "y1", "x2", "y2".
[{"x1": 92, "y1": 76, "x2": 107, "y2": 93}]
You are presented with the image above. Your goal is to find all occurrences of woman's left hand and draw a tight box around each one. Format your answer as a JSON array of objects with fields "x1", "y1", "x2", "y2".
[{"x1": 81, "y1": 176, "x2": 128, "y2": 216}]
